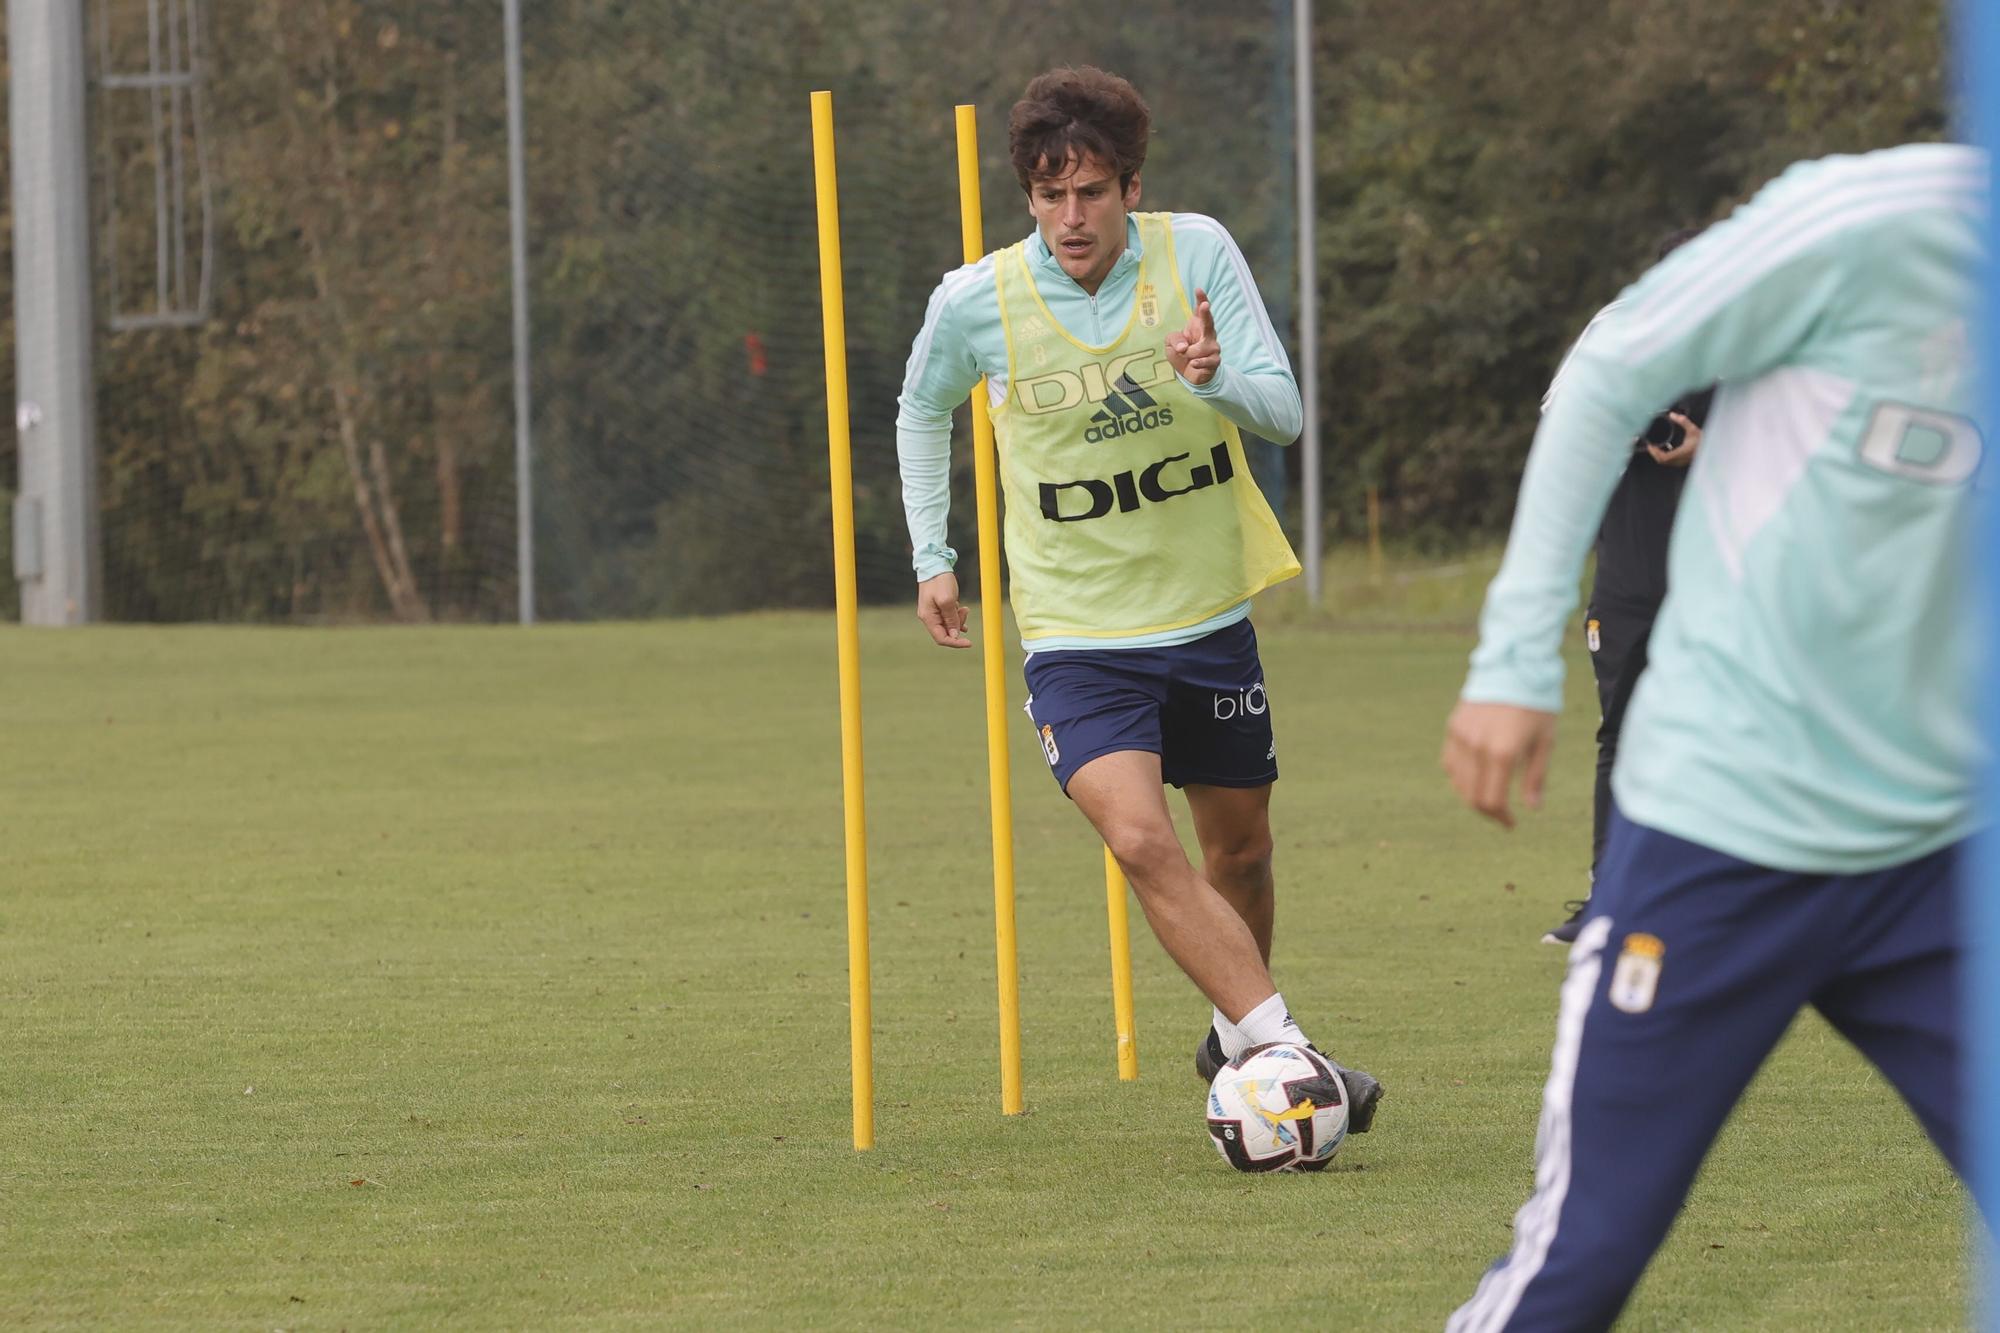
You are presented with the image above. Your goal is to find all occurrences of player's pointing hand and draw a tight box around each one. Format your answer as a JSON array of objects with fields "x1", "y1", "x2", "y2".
[{"x1": 1167, "y1": 287, "x2": 1222, "y2": 387}]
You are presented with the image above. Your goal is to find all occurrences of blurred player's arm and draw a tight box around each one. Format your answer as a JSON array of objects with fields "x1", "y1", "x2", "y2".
[
  {"x1": 1447, "y1": 158, "x2": 1869, "y2": 825},
  {"x1": 896, "y1": 264, "x2": 990, "y2": 648},
  {"x1": 1169, "y1": 214, "x2": 1302, "y2": 444}
]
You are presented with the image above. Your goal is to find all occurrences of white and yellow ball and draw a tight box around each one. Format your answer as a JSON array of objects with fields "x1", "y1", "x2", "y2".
[{"x1": 1205, "y1": 1042, "x2": 1349, "y2": 1172}]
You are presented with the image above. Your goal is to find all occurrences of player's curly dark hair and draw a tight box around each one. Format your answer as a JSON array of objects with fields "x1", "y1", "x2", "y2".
[{"x1": 1008, "y1": 66, "x2": 1151, "y2": 192}]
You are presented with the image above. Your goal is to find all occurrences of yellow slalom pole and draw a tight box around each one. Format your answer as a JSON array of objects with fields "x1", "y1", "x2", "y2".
[
  {"x1": 955, "y1": 104, "x2": 1024, "y2": 1117},
  {"x1": 1103, "y1": 848, "x2": 1140, "y2": 1080},
  {"x1": 811, "y1": 90, "x2": 874, "y2": 1152}
]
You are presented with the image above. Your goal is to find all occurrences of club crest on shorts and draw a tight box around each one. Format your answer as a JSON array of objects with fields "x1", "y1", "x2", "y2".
[
  {"x1": 1587, "y1": 618, "x2": 1601, "y2": 653},
  {"x1": 1040, "y1": 724, "x2": 1060, "y2": 766},
  {"x1": 1609, "y1": 932, "x2": 1665, "y2": 1013}
]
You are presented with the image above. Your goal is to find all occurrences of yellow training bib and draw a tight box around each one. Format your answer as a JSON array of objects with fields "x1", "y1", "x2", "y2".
[{"x1": 991, "y1": 213, "x2": 1300, "y2": 639}]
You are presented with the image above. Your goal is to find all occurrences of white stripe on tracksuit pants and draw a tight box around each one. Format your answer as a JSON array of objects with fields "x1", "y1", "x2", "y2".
[{"x1": 1447, "y1": 917, "x2": 1611, "y2": 1333}]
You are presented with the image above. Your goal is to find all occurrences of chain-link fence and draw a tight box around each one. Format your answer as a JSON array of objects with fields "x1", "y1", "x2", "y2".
[
  {"x1": 525, "y1": 2, "x2": 1299, "y2": 621},
  {"x1": 84, "y1": 1, "x2": 520, "y2": 621},
  {"x1": 5, "y1": 0, "x2": 1298, "y2": 623},
  {"x1": 0, "y1": 0, "x2": 1950, "y2": 623}
]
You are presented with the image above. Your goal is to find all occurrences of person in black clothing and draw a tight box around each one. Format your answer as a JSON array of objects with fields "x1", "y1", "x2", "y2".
[{"x1": 1543, "y1": 228, "x2": 1711, "y2": 945}]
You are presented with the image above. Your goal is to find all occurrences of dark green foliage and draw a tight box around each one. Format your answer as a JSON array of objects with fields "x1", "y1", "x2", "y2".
[
  {"x1": 1312, "y1": 0, "x2": 1949, "y2": 549},
  {"x1": 521, "y1": 2, "x2": 1300, "y2": 619},
  {"x1": 0, "y1": 0, "x2": 1951, "y2": 618}
]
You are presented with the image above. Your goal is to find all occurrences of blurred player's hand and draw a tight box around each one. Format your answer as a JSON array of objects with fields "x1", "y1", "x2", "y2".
[
  {"x1": 916, "y1": 572, "x2": 971, "y2": 648},
  {"x1": 1166, "y1": 287, "x2": 1221, "y2": 386},
  {"x1": 1441, "y1": 700, "x2": 1558, "y2": 829},
  {"x1": 1647, "y1": 411, "x2": 1703, "y2": 467}
]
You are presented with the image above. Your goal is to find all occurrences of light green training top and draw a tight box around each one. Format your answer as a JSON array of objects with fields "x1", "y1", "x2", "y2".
[
  {"x1": 984, "y1": 213, "x2": 1298, "y2": 641},
  {"x1": 1462, "y1": 143, "x2": 1989, "y2": 873},
  {"x1": 897, "y1": 211, "x2": 1300, "y2": 652}
]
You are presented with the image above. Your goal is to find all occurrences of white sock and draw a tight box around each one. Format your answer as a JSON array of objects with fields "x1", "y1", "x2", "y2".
[
  {"x1": 1236, "y1": 992, "x2": 1311, "y2": 1052},
  {"x1": 1213, "y1": 1006, "x2": 1250, "y2": 1060}
]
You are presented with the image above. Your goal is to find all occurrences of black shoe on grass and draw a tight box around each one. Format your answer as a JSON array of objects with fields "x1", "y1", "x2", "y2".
[
  {"x1": 1194, "y1": 1027, "x2": 1228, "y2": 1084},
  {"x1": 1202, "y1": 1027, "x2": 1384, "y2": 1133},
  {"x1": 1313, "y1": 1051, "x2": 1383, "y2": 1134},
  {"x1": 1543, "y1": 899, "x2": 1590, "y2": 946}
]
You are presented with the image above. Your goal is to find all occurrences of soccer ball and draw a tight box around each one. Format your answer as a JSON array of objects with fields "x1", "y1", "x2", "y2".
[{"x1": 1205, "y1": 1042, "x2": 1349, "y2": 1173}]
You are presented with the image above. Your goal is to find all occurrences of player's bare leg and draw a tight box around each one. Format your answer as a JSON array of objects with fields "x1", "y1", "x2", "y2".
[
  {"x1": 1066, "y1": 750, "x2": 1276, "y2": 1019},
  {"x1": 1180, "y1": 780, "x2": 1278, "y2": 1081},
  {"x1": 1177, "y1": 774, "x2": 1383, "y2": 1130},
  {"x1": 1183, "y1": 782, "x2": 1275, "y2": 963}
]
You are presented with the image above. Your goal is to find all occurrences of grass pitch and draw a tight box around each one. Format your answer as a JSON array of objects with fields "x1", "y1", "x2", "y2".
[{"x1": 0, "y1": 590, "x2": 1970, "y2": 1328}]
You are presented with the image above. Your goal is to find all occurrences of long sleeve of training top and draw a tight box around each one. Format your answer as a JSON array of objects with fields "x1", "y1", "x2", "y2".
[
  {"x1": 1464, "y1": 143, "x2": 1985, "y2": 872},
  {"x1": 1463, "y1": 159, "x2": 1874, "y2": 711},
  {"x1": 895, "y1": 212, "x2": 1301, "y2": 581}
]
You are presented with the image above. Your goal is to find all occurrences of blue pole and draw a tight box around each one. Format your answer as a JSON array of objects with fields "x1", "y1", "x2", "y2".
[{"x1": 1965, "y1": 0, "x2": 2000, "y2": 1325}]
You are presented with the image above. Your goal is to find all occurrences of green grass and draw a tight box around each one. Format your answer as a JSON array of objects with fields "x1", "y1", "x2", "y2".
[
  {"x1": 1257, "y1": 544, "x2": 1506, "y2": 630},
  {"x1": 0, "y1": 595, "x2": 1969, "y2": 1328}
]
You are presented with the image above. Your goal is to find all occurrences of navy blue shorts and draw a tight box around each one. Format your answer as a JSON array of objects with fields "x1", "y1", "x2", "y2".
[
  {"x1": 1020, "y1": 619, "x2": 1277, "y2": 793},
  {"x1": 1451, "y1": 808, "x2": 1968, "y2": 1332}
]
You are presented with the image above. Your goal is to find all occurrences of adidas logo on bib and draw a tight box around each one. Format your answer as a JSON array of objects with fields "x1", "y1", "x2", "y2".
[{"x1": 1084, "y1": 375, "x2": 1175, "y2": 443}]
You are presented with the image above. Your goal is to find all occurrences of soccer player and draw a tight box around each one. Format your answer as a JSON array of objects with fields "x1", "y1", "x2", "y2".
[
  {"x1": 1540, "y1": 228, "x2": 1712, "y2": 947},
  {"x1": 895, "y1": 65, "x2": 1382, "y2": 1129},
  {"x1": 1440, "y1": 142, "x2": 1986, "y2": 1329}
]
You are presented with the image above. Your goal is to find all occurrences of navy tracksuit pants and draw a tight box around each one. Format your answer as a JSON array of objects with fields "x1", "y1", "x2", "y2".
[{"x1": 1448, "y1": 809, "x2": 1968, "y2": 1333}]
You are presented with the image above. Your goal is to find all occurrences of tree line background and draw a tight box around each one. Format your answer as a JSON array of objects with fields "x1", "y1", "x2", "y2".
[{"x1": 0, "y1": 0, "x2": 1950, "y2": 623}]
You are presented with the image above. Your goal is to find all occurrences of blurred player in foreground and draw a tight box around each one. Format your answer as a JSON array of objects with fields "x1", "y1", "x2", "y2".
[
  {"x1": 1441, "y1": 143, "x2": 1988, "y2": 1329},
  {"x1": 1539, "y1": 229, "x2": 1711, "y2": 947},
  {"x1": 896, "y1": 65, "x2": 1381, "y2": 1126}
]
